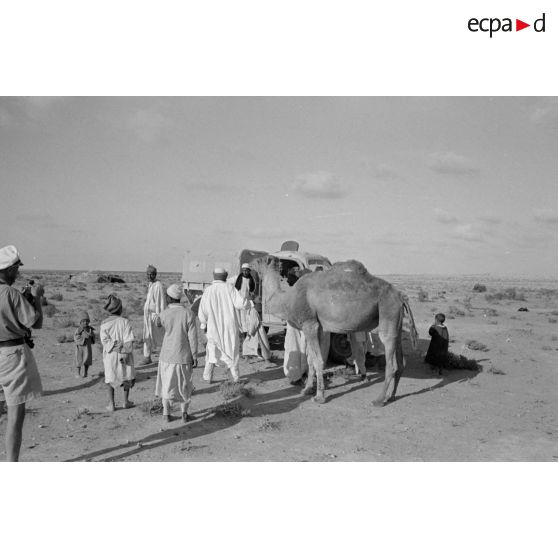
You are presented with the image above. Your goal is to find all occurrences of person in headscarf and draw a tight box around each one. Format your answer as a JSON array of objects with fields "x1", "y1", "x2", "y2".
[
  {"x1": 0, "y1": 245, "x2": 43, "y2": 461},
  {"x1": 198, "y1": 267, "x2": 251, "y2": 383},
  {"x1": 73, "y1": 310, "x2": 95, "y2": 378},
  {"x1": 425, "y1": 313, "x2": 449, "y2": 376},
  {"x1": 154, "y1": 284, "x2": 198, "y2": 423},
  {"x1": 140, "y1": 264, "x2": 167, "y2": 365},
  {"x1": 100, "y1": 294, "x2": 135, "y2": 411},
  {"x1": 235, "y1": 262, "x2": 272, "y2": 365}
]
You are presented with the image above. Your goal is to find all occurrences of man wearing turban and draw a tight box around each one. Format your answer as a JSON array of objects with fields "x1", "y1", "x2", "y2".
[
  {"x1": 100, "y1": 294, "x2": 136, "y2": 411},
  {"x1": 198, "y1": 268, "x2": 252, "y2": 382},
  {"x1": 141, "y1": 264, "x2": 167, "y2": 365}
]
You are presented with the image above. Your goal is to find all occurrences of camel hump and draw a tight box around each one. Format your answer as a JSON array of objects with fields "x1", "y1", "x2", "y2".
[{"x1": 332, "y1": 260, "x2": 369, "y2": 275}]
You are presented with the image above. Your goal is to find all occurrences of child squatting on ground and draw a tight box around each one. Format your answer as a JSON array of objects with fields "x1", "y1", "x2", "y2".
[
  {"x1": 424, "y1": 312, "x2": 449, "y2": 376},
  {"x1": 74, "y1": 311, "x2": 95, "y2": 378},
  {"x1": 100, "y1": 294, "x2": 136, "y2": 411}
]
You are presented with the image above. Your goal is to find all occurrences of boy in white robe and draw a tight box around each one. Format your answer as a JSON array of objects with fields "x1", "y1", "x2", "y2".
[
  {"x1": 140, "y1": 264, "x2": 167, "y2": 365},
  {"x1": 199, "y1": 268, "x2": 251, "y2": 382},
  {"x1": 100, "y1": 294, "x2": 135, "y2": 411}
]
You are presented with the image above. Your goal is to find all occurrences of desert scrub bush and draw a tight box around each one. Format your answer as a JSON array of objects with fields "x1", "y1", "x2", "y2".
[
  {"x1": 140, "y1": 398, "x2": 164, "y2": 416},
  {"x1": 417, "y1": 288, "x2": 429, "y2": 302},
  {"x1": 472, "y1": 283, "x2": 487, "y2": 292},
  {"x1": 444, "y1": 352, "x2": 481, "y2": 371},
  {"x1": 465, "y1": 340, "x2": 489, "y2": 351},
  {"x1": 258, "y1": 418, "x2": 281, "y2": 432},
  {"x1": 214, "y1": 401, "x2": 251, "y2": 418},
  {"x1": 448, "y1": 305, "x2": 465, "y2": 317},
  {"x1": 43, "y1": 303, "x2": 58, "y2": 317},
  {"x1": 56, "y1": 333, "x2": 73, "y2": 343},
  {"x1": 53, "y1": 316, "x2": 74, "y2": 328},
  {"x1": 486, "y1": 365, "x2": 505, "y2": 375},
  {"x1": 73, "y1": 407, "x2": 91, "y2": 420},
  {"x1": 485, "y1": 288, "x2": 527, "y2": 303},
  {"x1": 50, "y1": 292, "x2": 63, "y2": 301},
  {"x1": 219, "y1": 380, "x2": 255, "y2": 401}
]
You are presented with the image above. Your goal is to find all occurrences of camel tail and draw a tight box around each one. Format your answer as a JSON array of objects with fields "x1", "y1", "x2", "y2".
[{"x1": 403, "y1": 300, "x2": 419, "y2": 350}]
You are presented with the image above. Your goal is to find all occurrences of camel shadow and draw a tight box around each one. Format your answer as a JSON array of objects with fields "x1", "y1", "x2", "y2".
[{"x1": 43, "y1": 375, "x2": 102, "y2": 396}]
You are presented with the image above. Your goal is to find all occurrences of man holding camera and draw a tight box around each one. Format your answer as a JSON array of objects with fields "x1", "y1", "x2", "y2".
[{"x1": 0, "y1": 245, "x2": 43, "y2": 461}]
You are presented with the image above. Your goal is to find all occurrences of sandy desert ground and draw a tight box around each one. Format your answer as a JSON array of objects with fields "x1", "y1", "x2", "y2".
[{"x1": 1, "y1": 270, "x2": 557, "y2": 462}]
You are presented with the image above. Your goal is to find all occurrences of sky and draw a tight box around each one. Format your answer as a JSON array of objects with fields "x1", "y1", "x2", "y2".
[{"x1": 1, "y1": 96, "x2": 557, "y2": 276}]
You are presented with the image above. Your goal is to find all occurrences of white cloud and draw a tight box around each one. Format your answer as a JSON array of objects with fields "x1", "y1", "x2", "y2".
[
  {"x1": 292, "y1": 171, "x2": 346, "y2": 198},
  {"x1": 428, "y1": 151, "x2": 480, "y2": 176},
  {"x1": 450, "y1": 223, "x2": 484, "y2": 242},
  {"x1": 127, "y1": 109, "x2": 172, "y2": 142},
  {"x1": 433, "y1": 208, "x2": 459, "y2": 224},
  {"x1": 533, "y1": 208, "x2": 558, "y2": 224}
]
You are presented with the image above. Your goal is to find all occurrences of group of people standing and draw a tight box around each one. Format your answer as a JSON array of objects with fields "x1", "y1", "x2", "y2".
[{"x1": 0, "y1": 242, "x2": 449, "y2": 461}]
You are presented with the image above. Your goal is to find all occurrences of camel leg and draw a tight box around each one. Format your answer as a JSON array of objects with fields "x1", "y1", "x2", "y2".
[
  {"x1": 349, "y1": 332, "x2": 366, "y2": 379},
  {"x1": 301, "y1": 321, "x2": 326, "y2": 403},
  {"x1": 373, "y1": 334, "x2": 398, "y2": 407}
]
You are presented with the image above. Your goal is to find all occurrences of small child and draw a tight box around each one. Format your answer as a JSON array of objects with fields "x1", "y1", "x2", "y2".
[
  {"x1": 74, "y1": 311, "x2": 95, "y2": 378},
  {"x1": 424, "y1": 313, "x2": 449, "y2": 376},
  {"x1": 99, "y1": 294, "x2": 136, "y2": 412}
]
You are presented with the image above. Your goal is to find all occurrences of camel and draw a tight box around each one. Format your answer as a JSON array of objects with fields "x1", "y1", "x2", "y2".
[{"x1": 258, "y1": 259, "x2": 418, "y2": 405}]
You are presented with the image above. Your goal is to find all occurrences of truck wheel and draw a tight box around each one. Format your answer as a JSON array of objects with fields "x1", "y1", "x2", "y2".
[{"x1": 328, "y1": 333, "x2": 352, "y2": 363}]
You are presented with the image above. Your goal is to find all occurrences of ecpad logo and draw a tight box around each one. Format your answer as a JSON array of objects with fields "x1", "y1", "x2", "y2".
[{"x1": 468, "y1": 13, "x2": 546, "y2": 37}]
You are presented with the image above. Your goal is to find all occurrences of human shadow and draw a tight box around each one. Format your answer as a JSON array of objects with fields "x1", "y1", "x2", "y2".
[
  {"x1": 66, "y1": 383, "x2": 311, "y2": 461},
  {"x1": 66, "y1": 407, "x2": 237, "y2": 462},
  {"x1": 43, "y1": 375, "x2": 102, "y2": 396}
]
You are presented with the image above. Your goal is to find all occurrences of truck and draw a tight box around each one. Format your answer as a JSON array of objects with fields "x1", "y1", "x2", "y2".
[{"x1": 181, "y1": 241, "x2": 352, "y2": 363}]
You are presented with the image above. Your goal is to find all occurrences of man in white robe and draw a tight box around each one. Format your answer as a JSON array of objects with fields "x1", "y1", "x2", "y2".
[
  {"x1": 140, "y1": 264, "x2": 167, "y2": 365},
  {"x1": 199, "y1": 267, "x2": 251, "y2": 382}
]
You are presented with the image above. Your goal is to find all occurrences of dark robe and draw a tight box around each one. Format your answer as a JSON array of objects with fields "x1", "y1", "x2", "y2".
[{"x1": 424, "y1": 324, "x2": 449, "y2": 367}]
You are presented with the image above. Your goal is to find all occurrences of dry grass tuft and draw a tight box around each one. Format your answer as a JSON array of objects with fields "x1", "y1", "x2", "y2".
[
  {"x1": 73, "y1": 407, "x2": 91, "y2": 420},
  {"x1": 485, "y1": 288, "x2": 526, "y2": 303},
  {"x1": 53, "y1": 316, "x2": 75, "y2": 328},
  {"x1": 444, "y1": 352, "x2": 481, "y2": 371},
  {"x1": 258, "y1": 418, "x2": 281, "y2": 432},
  {"x1": 140, "y1": 398, "x2": 164, "y2": 416},
  {"x1": 448, "y1": 305, "x2": 465, "y2": 317},
  {"x1": 219, "y1": 380, "x2": 256, "y2": 401},
  {"x1": 465, "y1": 340, "x2": 489, "y2": 351},
  {"x1": 214, "y1": 402, "x2": 251, "y2": 418},
  {"x1": 56, "y1": 333, "x2": 74, "y2": 343}
]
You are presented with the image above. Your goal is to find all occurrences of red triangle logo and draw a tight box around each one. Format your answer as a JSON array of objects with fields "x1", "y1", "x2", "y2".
[{"x1": 516, "y1": 19, "x2": 530, "y2": 31}]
